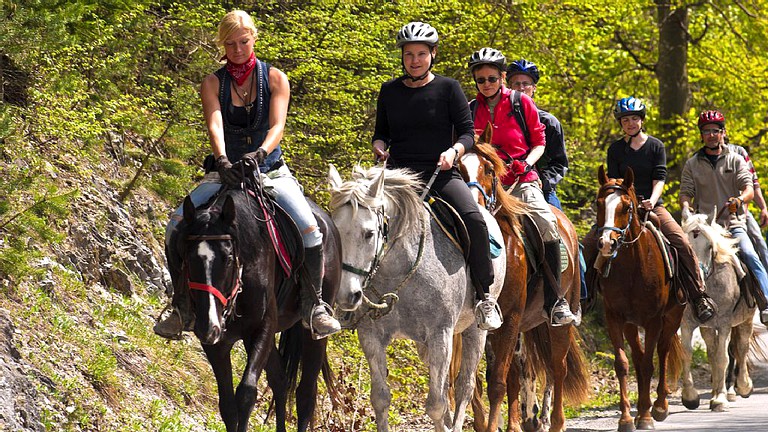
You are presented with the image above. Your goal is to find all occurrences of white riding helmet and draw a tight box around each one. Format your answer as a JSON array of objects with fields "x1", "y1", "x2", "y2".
[{"x1": 396, "y1": 22, "x2": 439, "y2": 48}]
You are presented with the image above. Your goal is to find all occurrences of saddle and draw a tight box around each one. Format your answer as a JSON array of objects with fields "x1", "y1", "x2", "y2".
[{"x1": 423, "y1": 195, "x2": 503, "y2": 260}]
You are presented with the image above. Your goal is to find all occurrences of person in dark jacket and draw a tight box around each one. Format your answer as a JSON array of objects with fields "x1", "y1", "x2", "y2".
[{"x1": 372, "y1": 23, "x2": 503, "y2": 330}]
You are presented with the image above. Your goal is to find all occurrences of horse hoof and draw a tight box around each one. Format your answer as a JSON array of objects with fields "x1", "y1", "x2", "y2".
[
  {"x1": 709, "y1": 400, "x2": 728, "y2": 412},
  {"x1": 618, "y1": 420, "x2": 636, "y2": 432},
  {"x1": 651, "y1": 406, "x2": 668, "y2": 422},
  {"x1": 521, "y1": 419, "x2": 542, "y2": 432},
  {"x1": 682, "y1": 395, "x2": 700, "y2": 410},
  {"x1": 727, "y1": 390, "x2": 737, "y2": 402},
  {"x1": 634, "y1": 417, "x2": 655, "y2": 430},
  {"x1": 736, "y1": 384, "x2": 753, "y2": 398}
]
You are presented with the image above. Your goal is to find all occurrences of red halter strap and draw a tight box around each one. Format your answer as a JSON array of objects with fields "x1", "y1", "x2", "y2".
[{"x1": 186, "y1": 234, "x2": 241, "y2": 307}]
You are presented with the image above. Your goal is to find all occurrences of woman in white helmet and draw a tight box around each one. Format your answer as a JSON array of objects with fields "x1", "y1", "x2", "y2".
[{"x1": 370, "y1": 22, "x2": 503, "y2": 330}]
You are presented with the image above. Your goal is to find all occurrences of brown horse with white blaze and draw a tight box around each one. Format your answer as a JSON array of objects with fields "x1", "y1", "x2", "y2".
[
  {"x1": 458, "y1": 129, "x2": 589, "y2": 432},
  {"x1": 590, "y1": 165, "x2": 683, "y2": 431}
]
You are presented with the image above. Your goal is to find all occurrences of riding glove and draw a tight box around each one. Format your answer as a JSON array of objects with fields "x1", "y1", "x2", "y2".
[
  {"x1": 510, "y1": 159, "x2": 531, "y2": 177},
  {"x1": 242, "y1": 148, "x2": 268, "y2": 168},
  {"x1": 216, "y1": 155, "x2": 241, "y2": 187}
]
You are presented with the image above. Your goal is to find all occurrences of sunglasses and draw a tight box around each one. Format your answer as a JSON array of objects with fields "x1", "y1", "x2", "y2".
[
  {"x1": 510, "y1": 80, "x2": 534, "y2": 89},
  {"x1": 701, "y1": 129, "x2": 724, "y2": 136},
  {"x1": 475, "y1": 76, "x2": 500, "y2": 85}
]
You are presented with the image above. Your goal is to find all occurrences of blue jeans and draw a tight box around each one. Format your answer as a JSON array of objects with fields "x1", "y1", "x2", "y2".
[
  {"x1": 731, "y1": 227, "x2": 768, "y2": 300},
  {"x1": 543, "y1": 189, "x2": 562, "y2": 210},
  {"x1": 165, "y1": 165, "x2": 322, "y2": 248}
]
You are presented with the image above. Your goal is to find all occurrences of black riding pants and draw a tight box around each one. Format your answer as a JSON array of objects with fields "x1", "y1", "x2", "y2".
[{"x1": 428, "y1": 169, "x2": 495, "y2": 294}]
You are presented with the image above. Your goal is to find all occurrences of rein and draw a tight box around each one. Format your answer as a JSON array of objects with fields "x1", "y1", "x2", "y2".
[
  {"x1": 341, "y1": 203, "x2": 429, "y2": 323},
  {"x1": 466, "y1": 169, "x2": 498, "y2": 212},
  {"x1": 596, "y1": 184, "x2": 646, "y2": 253}
]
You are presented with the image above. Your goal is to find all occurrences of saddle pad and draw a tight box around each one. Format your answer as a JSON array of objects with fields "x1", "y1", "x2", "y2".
[
  {"x1": 424, "y1": 196, "x2": 469, "y2": 259},
  {"x1": 520, "y1": 213, "x2": 569, "y2": 275}
]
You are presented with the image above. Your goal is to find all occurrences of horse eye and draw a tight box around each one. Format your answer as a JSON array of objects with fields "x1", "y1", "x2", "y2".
[{"x1": 364, "y1": 230, "x2": 376, "y2": 240}]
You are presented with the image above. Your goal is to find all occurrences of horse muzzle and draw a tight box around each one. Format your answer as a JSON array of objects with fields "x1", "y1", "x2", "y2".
[{"x1": 597, "y1": 233, "x2": 618, "y2": 256}]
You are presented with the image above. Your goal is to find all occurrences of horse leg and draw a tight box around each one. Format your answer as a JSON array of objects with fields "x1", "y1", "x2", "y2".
[
  {"x1": 546, "y1": 326, "x2": 570, "y2": 432},
  {"x1": 604, "y1": 312, "x2": 634, "y2": 432},
  {"x1": 650, "y1": 306, "x2": 683, "y2": 424},
  {"x1": 264, "y1": 345, "x2": 288, "y2": 432},
  {"x1": 538, "y1": 379, "x2": 553, "y2": 432},
  {"x1": 707, "y1": 326, "x2": 731, "y2": 411},
  {"x1": 725, "y1": 338, "x2": 738, "y2": 402},
  {"x1": 425, "y1": 328, "x2": 452, "y2": 432},
  {"x1": 485, "y1": 320, "x2": 521, "y2": 432},
  {"x1": 295, "y1": 333, "x2": 327, "y2": 431},
  {"x1": 358, "y1": 330, "x2": 393, "y2": 432},
  {"x1": 679, "y1": 318, "x2": 700, "y2": 409},
  {"x1": 236, "y1": 324, "x2": 275, "y2": 432},
  {"x1": 733, "y1": 319, "x2": 754, "y2": 398},
  {"x1": 202, "y1": 343, "x2": 238, "y2": 432},
  {"x1": 624, "y1": 324, "x2": 653, "y2": 429},
  {"x1": 453, "y1": 325, "x2": 485, "y2": 432},
  {"x1": 518, "y1": 339, "x2": 541, "y2": 432},
  {"x1": 504, "y1": 341, "x2": 524, "y2": 432}
]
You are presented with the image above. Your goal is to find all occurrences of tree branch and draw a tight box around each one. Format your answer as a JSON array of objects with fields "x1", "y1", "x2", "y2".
[
  {"x1": 613, "y1": 30, "x2": 656, "y2": 72},
  {"x1": 688, "y1": 17, "x2": 710, "y2": 45},
  {"x1": 118, "y1": 119, "x2": 174, "y2": 203},
  {"x1": 710, "y1": 1, "x2": 750, "y2": 46},
  {"x1": 732, "y1": 0, "x2": 758, "y2": 18},
  {"x1": 749, "y1": 128, "x2": 768, "y2": 147}
]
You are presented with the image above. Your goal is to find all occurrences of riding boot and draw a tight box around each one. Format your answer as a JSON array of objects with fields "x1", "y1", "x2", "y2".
[
  {"x1": 679, "y1": 255, "x2": 716, "y2": 324},
  {"x1": 544, "y1": 240, "x2": 575, "y2": 327},
  {"x1": 154, "y1": 241, "x2": 194, "y2": 339},
  {"x1": 301, "y1": 245, "x2": 341, "y2": 340}
]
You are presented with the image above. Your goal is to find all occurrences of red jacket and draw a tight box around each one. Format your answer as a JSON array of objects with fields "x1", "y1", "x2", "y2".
[{"x1": 473, "y1": 87, "x2": 546, "y2": 185}]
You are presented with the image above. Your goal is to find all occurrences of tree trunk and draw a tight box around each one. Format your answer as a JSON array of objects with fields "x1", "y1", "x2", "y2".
[{"x1": 655, "y1": 1, "x2": 690, "y2": 188}]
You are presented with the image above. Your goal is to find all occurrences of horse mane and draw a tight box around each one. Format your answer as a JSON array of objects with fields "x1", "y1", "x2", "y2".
[
  {"x1": 681, "y1": 213, "x2": 739, "y2": 264},
  {"x1": 329, "y1": 165, "x2": 424, "y2": 240},
  {"x1": 470, "y1": 142, "x2": 529, "y2": 223}
]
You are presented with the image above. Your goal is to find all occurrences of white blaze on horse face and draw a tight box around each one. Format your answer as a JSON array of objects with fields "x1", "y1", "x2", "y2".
[
  {"x1": 196, "y1": 241, "x2": 221, "y2": 327},
  {"x1": 462, "y1": 153, "x2": 484, "y2": 205},
  {"x1": 599, "y1": 192, "x2": 622, "y2": 255}
]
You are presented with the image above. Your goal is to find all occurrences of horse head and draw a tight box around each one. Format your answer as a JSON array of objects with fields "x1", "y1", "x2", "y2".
[
  {"x1": 182, "y1": 194, "x2": 243, "y2": 345},
  {"x1": 681, "y1": 209, "x2": 739, "y2": 279},
  {"x1": 595, "y1": 165, "x2": 639, "y2": 257},
  {"x1": 328, "y1": 164, "x2": 388, "y2": 310}
]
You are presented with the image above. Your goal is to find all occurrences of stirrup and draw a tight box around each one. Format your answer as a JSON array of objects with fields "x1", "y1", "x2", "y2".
[
  {"x1": 760, "y1": 308, "x2": 768, "y2": 325},
  {"x1": 549, "y1": 299, "x2": 575, "y2": 327},
  {"x1": 309, "y1": 302, "x2": 341, "y2": 340},
  {"x1": 475, "y1": 297, "x2": 503, "y2": 331}
]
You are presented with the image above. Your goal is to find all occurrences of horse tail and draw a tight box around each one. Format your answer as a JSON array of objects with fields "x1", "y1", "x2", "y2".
[
  {"x1": 321, "y1": 349, "x2": 343, "y2": 410},
  {"x1": 278, "y1": 322, "x2": 304, "y2": 394},
  {"x1": 523, "y1": 325, "x2": 590, "y2": 404},
  {"x1": 749, "y1": 328, "x2": 768, "y2": 364},
  {"x1": 665, "y1": 333, "x2": 683, "y2": 390}
]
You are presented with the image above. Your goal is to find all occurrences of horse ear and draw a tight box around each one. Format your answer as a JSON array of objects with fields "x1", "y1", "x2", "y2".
[
  {"x1": 598, "y1": 165, "x2": 608, "y2": 186},
  {"x1": 183, "y1": 195, "x2": 195, "y2": 225},
  {"x1": 623, "y1": 167, "x2": 634, "y2": 189},
  {"x1": 328, "y1": 164, "x2": 343, "y2": 190},
  {"x1": 710, "y1": 206, "x2": 718, "y2": 226},
  {"x1": 480, "y1": 121, "x2": 493, "y2": 145},
  {"x1": 681, "y1": 206, "x2": 691, "y2": 222},
  {"x1": 221, "y1": 195, "x2": 237, "y2": 225},
  {"x1": 368, "y1": 167, "x2": 386, "y2": 203}
]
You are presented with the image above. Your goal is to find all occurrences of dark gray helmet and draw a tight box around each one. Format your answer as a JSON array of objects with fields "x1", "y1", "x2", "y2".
[
  {"x1": 396, "y1": 22, "x2": 439, "y2": 48},
  {"x1": 468, "y1": 48, "x2": 507, "y2": 72}
]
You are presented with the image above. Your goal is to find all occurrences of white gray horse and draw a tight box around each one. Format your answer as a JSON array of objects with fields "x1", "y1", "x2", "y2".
[
  {"x1": 328, "y1": 165, "x2": 506, "y2": 432},
  {"x1": 680, "y1": 208, "x2": 755, "y2": 411}
]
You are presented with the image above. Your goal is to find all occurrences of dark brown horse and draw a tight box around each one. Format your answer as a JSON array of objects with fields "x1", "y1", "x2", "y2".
[
  {"x1": 589, "y1": 166, "x2": 683, "y2": 431},
  {"x1": 167, "y1": 175, "x2": 340, "y2": 432},
  {"x1": 458, "y1": 134, "x2": 589, "y2": 432}
]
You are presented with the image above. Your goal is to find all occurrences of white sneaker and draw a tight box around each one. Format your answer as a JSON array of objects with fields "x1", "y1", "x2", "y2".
[
  {"x1": 475, "y1": 296, "x2": 503, "y2": 331},
  {"x1": 550, "y1": 298, "x2": 576, "y2": 327}
]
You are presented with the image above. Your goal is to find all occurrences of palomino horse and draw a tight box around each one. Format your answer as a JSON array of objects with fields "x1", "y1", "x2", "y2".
[
  {"x1": 591, "y1": 166, "x2": 683, "y2": 432},
  {"x1": 458, "y1": 140, "x2": 589, "y2": 432},
  {"x1": 680, "y1": 209, "x2": 755, "y2": 411},
  {"x1": 328, "y1": 164, "x2": 506, "y2": 432},
  {"x1": 167, "y1": 172, "x2": 340, "y2": 432}
]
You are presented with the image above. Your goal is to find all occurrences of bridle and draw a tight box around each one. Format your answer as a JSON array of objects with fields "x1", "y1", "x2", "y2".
[
  {"x1": 596, "y1": 184, "x2": 643, "y2": 256},
  {"x1": 341, "y1": 204, "x2": 389, "y2": 292},
  {"x1": 466, "y1": 166, "x2": 498, "y2": 212},
  {"x1": 186, "y1": 233, "x2": 244, "y2": 323}
]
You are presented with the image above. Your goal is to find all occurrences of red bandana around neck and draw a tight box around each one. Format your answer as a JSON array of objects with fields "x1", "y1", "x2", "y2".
[{"x1": 225, "y1": 52, "x2": 256, "y2": 86}]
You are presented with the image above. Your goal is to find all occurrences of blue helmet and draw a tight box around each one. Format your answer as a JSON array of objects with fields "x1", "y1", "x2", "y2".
[
  {"x1": 613, "y1": 97, "x2": 646, "y2": 120},
  {"x1": 507, "y1": 59, "x2": 540, "y2": 84}
]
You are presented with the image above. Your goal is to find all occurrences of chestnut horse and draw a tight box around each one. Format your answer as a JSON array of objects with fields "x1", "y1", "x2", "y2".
[
  {"x1": 458, "y1": 136, "x2": 589, "y2": 432},
  {"x1": 590, "y1": 166, "x2": 683, "y2": 431}
]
